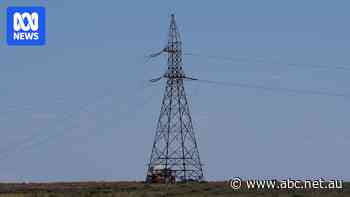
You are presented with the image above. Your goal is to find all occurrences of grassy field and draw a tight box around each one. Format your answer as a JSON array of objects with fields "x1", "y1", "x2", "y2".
[{"x1": 0, "y1": 181, "x2": 349, "y2": 197}]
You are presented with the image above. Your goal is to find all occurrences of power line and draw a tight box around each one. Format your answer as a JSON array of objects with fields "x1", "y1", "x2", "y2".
[
  {"x1": 0, "y1": 82, "x2": 158, "y2": 162},
  {"x1": 0, "y1": 91, "x2": 114, "y2": 161},
  {"x1": 187, "y1": 78, "x2": 348, "y2": 98},
  {"x1": 145, "y1": 49, "x2": 348, "y2": 98},
  {"x1": 184, "y1": 52, "x2": 350, "y2": 71}
]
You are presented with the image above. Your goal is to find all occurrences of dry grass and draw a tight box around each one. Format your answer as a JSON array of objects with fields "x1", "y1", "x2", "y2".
[{"x1": 0, "y1": 181, "x2": 348, "y2": 197}]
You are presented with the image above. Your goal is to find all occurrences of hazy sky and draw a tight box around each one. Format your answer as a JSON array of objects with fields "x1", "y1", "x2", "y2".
[{"x1": 1, "y1": 0, "x2": 350, "y2": 182}]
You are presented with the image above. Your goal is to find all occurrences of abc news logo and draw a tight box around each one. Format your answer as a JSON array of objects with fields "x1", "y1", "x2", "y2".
[
  {"x1": 13, "y1": 12, "x2": 39, "y2": 40},
  {"x1": 7, "y1": 7, "x2": 46, "y2": 45}
]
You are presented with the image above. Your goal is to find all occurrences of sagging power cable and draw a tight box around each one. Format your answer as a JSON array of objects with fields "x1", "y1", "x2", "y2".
[
  {"x1": 0, "y1": 83, "x2": 158, "y2": 162},
  {"x1": 186, "y1": 78, "x2": 348, "y2": 98},
  {"x1": 184, "y1": 52, "x2": 350, "y2": 71}
]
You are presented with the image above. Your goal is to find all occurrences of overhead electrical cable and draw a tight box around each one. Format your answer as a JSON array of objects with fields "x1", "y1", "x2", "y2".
[{"x1": 184, "y1": 52, "x2": 350, "y2": 71}]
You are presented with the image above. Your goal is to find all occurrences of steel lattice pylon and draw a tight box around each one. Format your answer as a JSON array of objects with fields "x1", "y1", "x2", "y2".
[{"x1": 146, "y1": 14, "x2": 204, "y2": 183}]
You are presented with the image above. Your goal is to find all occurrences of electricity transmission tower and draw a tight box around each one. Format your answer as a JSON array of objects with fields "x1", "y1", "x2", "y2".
[{"x1": 146, "y1": 14, "x2": 204, "y2": 183}]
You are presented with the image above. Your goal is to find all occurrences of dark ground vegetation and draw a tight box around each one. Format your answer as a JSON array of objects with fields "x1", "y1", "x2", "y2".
[{"x1": 0, "y1": 181, "x2": 348, "y2": 197}]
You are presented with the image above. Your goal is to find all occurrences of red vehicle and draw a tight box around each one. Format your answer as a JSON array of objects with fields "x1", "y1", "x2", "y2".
[{"x1": 146, "y1": 165, "x2": 175, "y2": 184}]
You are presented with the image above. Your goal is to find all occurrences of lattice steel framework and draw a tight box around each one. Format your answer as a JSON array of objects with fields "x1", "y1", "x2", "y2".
[{"x1": 146, "y1": 14, "x2": 204, "y2": 182}]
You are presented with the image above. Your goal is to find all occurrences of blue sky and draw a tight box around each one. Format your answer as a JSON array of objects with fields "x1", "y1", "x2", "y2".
[{"x1": 0, "y1": 0, "x2": 350, "y2": 181}]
